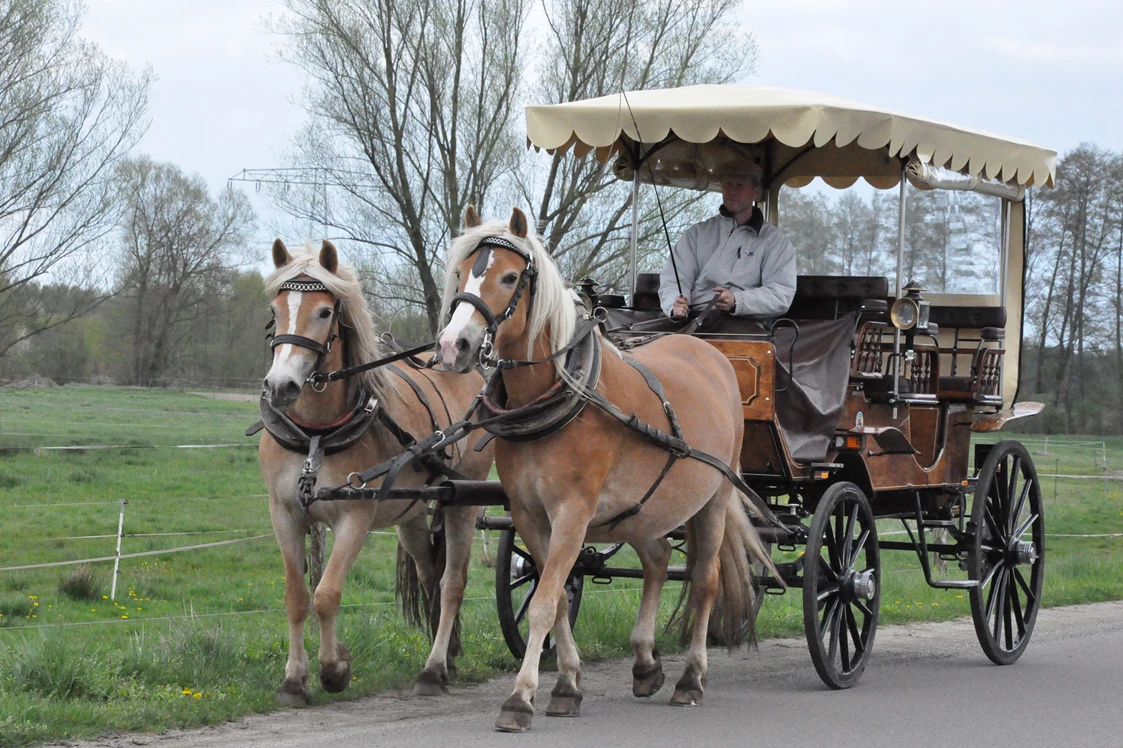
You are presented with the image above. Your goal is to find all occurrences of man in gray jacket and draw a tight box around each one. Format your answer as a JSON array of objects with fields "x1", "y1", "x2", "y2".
[{"x1": 660, "y1": 160, "x2": 797, "y2": 320}]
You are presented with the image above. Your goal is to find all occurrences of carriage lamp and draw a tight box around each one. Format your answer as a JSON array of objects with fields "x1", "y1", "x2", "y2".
[{"x1": 890, "y1": 281, "x2": 930, "y2": 331}]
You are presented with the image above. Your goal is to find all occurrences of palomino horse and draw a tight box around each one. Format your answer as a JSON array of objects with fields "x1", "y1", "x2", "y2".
[
  {"x1": 260, "y1": 239, "x2": 492, "y2": 704},
  {"x1": 436, "y1": 207, "x2": 775, "y2": 732}
]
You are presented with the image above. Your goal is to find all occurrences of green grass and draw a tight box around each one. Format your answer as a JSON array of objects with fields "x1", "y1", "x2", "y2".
[{"x1": 0, "y1": 386, "x2": 1121, "y2": 745}]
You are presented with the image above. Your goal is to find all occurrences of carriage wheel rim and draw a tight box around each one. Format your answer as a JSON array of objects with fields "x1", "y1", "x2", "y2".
[
  {"x1": 804, "y1": 483, "x2": 880, "y2": 688},
  {"x1": 970, "y1": 442, "x2": 1044, "y2": 662}
]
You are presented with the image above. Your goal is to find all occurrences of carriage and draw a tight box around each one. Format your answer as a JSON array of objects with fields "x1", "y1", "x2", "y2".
[
  {"x1": 275, "y1": 85, "x2": 1055, "y2": 712},
  {"x1": 466, "y1": 85, "x2": 1056, "y2": 688}
]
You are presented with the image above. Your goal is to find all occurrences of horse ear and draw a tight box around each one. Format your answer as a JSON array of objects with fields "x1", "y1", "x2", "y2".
[
  {"x1": 272, "y1": 238, "x2": 291, "y2": 268},
  {"x1": 319, "y1": 240, "x2": 338, "y2": 274},
  {"x1": 508, "y1": 207, "x2": 528, "y2": 239},
  {"x1": 464, "y1": 204, "x2": 482, "y2": 228}
]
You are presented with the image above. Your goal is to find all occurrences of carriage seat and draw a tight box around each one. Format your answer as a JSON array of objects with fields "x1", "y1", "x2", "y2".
[
  {"x1": 928, "y1": 305, "x2": 1007, "y2": 405},
  {"x1": 784, "y1": 275, "x2": 889, "y2": 320}
]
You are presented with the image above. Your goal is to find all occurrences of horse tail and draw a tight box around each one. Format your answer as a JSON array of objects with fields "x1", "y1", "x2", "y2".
[
  {"x1": 716, "y1": 490, "x2": 781, "y2": 647},
  {"x1": 395, "y1": 542, "x2": 427, "y2": 631},
  {"x1": 673, "y1": 489, "x2": 778, "y2": 649}
]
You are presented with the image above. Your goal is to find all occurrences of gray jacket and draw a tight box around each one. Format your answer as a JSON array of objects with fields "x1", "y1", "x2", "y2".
[{"x1": 659, "y1": 206, "x2": 796, "y2": 318}]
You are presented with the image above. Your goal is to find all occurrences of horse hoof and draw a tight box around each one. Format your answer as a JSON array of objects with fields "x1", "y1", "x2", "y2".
[
  {"x1": 632, "y1": 661, "x2": 665, "y2": 698},
  {"x1": 495, "y1": 696, "x2": 534, "y2": 732},
  {"x1": 634, "y1": 670, "x2": 665, "y2": 698},
  {"x1": 412, "y1": 669, "x2": 450, "y2": 696},
  {"x1": 277, "y1": 679, "x2": 310, "y2": 707},
  {"x1": 319, "y1": 660, "x2": 352, "y2": 694},
  {"x1": 495, "y1": 709, "x2": 534, "y2": 732},
  {"x1": 545, "y1": 694, "x2": 582, "y2": 717},
  {"x1": 669, "y1": 687, "x2": 704, "y2": 707}
]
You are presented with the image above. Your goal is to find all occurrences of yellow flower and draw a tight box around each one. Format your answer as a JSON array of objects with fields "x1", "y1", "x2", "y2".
[
  {"x1": 932, "y1": 602, "x2": 939, "y2": 607},
  {"x1": 28, "y1": 595, "x2": 37, "y2": 600},
  {"x1": 182, "y1": 689, "x2": 192, "y2": 695},
  {"x1": 193, "y1": 692, "x2": 203, "y2": 699},
  {"x1": 121, "y1": 615, "x2": 128, "y2": 619},
  {"x1": 102, "y1": 595, "x2": 108, "y2": 599}
]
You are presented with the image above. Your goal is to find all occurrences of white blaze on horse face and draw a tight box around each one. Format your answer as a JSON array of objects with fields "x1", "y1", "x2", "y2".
[
  {"x1": 438, "y1": 251, "x2": 494, "y2": 363},
  {"x1": 267, "y1": 291, "x2": 307, "y2": 383}
]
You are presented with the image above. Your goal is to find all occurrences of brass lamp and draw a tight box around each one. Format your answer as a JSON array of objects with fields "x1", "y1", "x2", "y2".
[{"x1": 890, "y1": 281, "x2": 929, "y2": 331}]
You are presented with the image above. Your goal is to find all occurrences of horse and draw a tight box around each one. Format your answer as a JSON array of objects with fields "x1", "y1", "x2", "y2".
[
  {"x1": 434, "y1": 206, "x2": 775, "y2": 732},
  {"x1": 259, "y1": 239, "x2": 492, "y2": 704}
]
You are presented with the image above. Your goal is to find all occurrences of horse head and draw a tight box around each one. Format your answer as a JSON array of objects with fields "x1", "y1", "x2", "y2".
[
  {"x1": 263, "y1": 238, "x2": 344, "y2": 409},
  {"x1": 435, "y1": 205, "x2": 541, "y2": 370}
]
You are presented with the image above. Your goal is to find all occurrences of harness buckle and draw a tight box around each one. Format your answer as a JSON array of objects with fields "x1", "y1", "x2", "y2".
[
  {"x1": 364, "y1": 397, "x2": 378, "y2": 414},
  {"x1": 478, "y1": 337, "x2": 497, "y2": 370},
  {"x1": 346, "y1": 472, "x2": 367, "y2": 490},
  {"x1": 309, "y1": 375, "x2": 329, "y2": 393}
]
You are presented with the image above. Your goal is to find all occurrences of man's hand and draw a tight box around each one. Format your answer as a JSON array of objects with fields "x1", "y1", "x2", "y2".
[
  {"x1": 671, "y1": 294, "x2": 690, "y2": 319},
  {"x1": 712, "y1": 287, "x2": 736, "y2": 312}
]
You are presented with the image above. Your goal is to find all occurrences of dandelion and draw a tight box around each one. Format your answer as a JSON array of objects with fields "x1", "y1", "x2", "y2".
[
  {"x1": 955, "y1": 594, "x2": 964, "y2": 599},
  {"x1": 102, "y1": 595, "x2": 108, "y2": 599},
  {"x1": 28, "y1": 595, "x2": 37, "y2": 600},
  {"x1": 932, "y1": 602, "x2": 939, "y2": 607},
  {"x1": 121, "y1": 615, "x2": 128, "y2": 619},
  {"x1": 182, "y1": 689, "x2": 192, "y2": 696},
  {"x1": 193, "y1": 692, "x2": 203, "y2": 699}
]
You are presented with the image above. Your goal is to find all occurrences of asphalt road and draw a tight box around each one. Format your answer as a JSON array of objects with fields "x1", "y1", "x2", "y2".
[{"x1": 71, "y1": 601, "x2": 1123, "y2": 748}]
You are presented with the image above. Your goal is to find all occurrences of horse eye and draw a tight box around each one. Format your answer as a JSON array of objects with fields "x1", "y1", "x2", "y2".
[
  {"x1": 319, "y1": 308, "x2": 333, "y2": 319},
  {"x1": 502, "y1": 272, "x2": 519, "y2": 285}
]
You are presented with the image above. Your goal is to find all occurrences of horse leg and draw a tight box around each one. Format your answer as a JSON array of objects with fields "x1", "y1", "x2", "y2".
[
  {"x1": 671, "y1": 494, "x2": 725, "y2": 707},
  {"x1": 312, "y1": 517, "x2": 368, "y2": 693},
  {"x1": 496, "y1": 507, "x2": 591, "y2": 733},
  {"x1": 545, "y1": 568, "x2": 583, "y2": 717},
  {"x1": 414, "y1": 504, "x2": 475, "y2": 696},
  {"x1": 630, "y1": 536, "x2": 672, "y2": 698},
  {"x1": 271, "y1": 504, "x2": 312, "y2": 706}
]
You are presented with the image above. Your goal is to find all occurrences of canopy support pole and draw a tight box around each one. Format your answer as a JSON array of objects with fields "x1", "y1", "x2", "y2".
[
  {"x1": 630, "y1": 177, "x2": 639, "y2": 297},
  {"x1": 893, "y1": 165, "x2": 908, "y2": 420}
]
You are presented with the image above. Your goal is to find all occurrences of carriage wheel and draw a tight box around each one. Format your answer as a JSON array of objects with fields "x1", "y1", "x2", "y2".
[
  {"x1": 968, "y1": 440, "x2": 1044, "y2": 665},
  {"x1": 802, "y1": 482, "x2": 880, "y2": 689},
  {"x1": 495, "y1": 528, "x2": 584, "y2": 660}
]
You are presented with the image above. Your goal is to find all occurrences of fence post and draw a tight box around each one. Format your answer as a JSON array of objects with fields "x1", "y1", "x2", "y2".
[
  {"x1": 110, "y1": 499, "x2": 128, "y2": 602},
  {"x1": 308, "y1": 523, "x2": 326, "y2": 593}
]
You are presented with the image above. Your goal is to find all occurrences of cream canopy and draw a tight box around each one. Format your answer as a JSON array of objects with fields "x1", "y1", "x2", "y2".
[{"x1": 525, "y1": 85, "x2": 1056, "y2": 191}]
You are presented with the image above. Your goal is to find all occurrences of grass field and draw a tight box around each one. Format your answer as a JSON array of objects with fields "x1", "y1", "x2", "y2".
[{"x1": 1, "y1": 385, "x2": 1122, "y2": 746}]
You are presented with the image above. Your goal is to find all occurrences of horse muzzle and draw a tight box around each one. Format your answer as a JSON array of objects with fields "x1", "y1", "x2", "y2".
[{"x1": 437, "y1": 324, "x2": 485, "y2": 374}]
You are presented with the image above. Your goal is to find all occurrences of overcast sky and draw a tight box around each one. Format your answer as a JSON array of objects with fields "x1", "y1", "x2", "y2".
[{"x1": 83, "y1": 0, "x2": 1122, "y2": 245}]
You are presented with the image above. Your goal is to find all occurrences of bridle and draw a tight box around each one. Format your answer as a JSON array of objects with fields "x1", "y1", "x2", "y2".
[
  {"x1": 447, "y1": 235, "x2": 537, "y2": 368},
  {"x1": 267, "y1": 278, "x2": 343, "y2": 393}
]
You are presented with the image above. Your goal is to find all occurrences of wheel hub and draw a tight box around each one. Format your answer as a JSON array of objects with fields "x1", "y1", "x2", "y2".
[
  {"x1": 1008, "y1": 539, "x2": 1037, "y2": 566},
  {"x1": 842, "y1": 568, "x2": 876, "y2": 602},
  {"x1": 511, "y1": 553, "x2": 533, "y2": 579}
]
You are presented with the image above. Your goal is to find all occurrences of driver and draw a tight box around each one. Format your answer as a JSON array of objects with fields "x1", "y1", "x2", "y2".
[{"x1": 659, "y1": 159, "x2": 796, "y2": 320}]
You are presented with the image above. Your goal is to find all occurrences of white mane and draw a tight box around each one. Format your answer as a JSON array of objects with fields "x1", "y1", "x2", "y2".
[
  {"x1": 264, "y1": 246, "x2": 391, "y2": 400},
  {"x1": 441, "y1": 220, "x2": 577, "y2": 374}
]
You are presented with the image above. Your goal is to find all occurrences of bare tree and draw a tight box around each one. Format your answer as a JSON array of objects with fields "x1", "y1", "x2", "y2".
[
  {"x1": 520, "y1": 0, "x2": 756, "y2": 289},
  {"x1": 117, "y1": 157, "x2": 255, "y2": 385},
  {"x1": 0, "y1": 0, "x2": 150, "y2": 359},
  {"x1": 269, "y1": 0, "x2": 528, "y2": 333}
]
